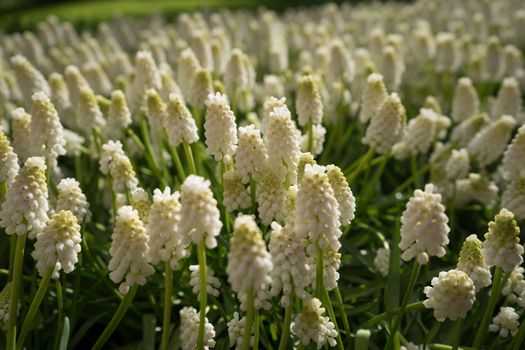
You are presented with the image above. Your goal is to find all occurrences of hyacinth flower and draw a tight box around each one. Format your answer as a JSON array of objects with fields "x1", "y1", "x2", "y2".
[
  {"x1": 226, "y1": 215, "x2": 272, "y2": 350},
  {"x1": 0, "y1": 129, "x2": 19, "y2": 199},
  {"x1": 474, "y1": 208, "x2": 523, "y2": 348},
  {"x1": 178, "y1": 175, "x2": 222, "y2": 349},
  {"x1": 296, "y1": 74, "x2": 323, "y2": 153},
  {"x1": 0, "y1": 157, "x2": 48, "y2": 350},
  {"x1": 17, "y1": 210, "x2": 81, "y2": 348},
  {"x1": 389, "y1": 183, "x2": 449, "y2": 348}
]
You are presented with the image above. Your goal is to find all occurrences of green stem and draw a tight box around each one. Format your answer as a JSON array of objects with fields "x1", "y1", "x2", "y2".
[
  {"x1": 167, "y1": 143, "x2": 186, "y2": 183},
  {"x1": 7, "y1": 233, "x2": 27, "y2": 350},
  {"x1": 160, "y1": 263, "x2": 173, "y2": 350},
  {"x1": 411, "y1": 155, "x2": 419, "y2": 188},
  {"x1": 347, "y1": 148, "x2": 375, "y2": 184},
  {"x1": 277, "y1": 295, "x2": 293, "y2": 350},
  {"x1": 183, "y1": 142, "x2": 197, "y2": 174},
  {"x1": 473, "y1": 266, "x2": 503, "y2": 348},
  {"x1": 249, "y1": 177, "x2": 257, "y2": 215},
  {"x1": 253, "y1": 309, "x2": 260, "y2": 350},
  {"x1": 322, "y1": 288, "x2": 345, "y2": 350},
  {"x1": 385, "y1": 260, "x2": 420, "y2": 349},
  {"x1": 9, "y1": 234, "x2": 16, "y2": 280},
  {"x1": 452, "y1": 318, "x2": 464, "y2": 350},
  {"x1": 307, "y1": 119, "x2": 314, "y2": 153},
  {"x1": 242, "y1": 288, "x2": 255, "y2": 350},
  {"x1": 197, "y1": 240, "x2": 208, "y2": 350},
  {"x1": 315, "y1": 243, "x2": 324, "y2": 298},
  {"x1": 511, "y1": 311, "x2": 525, "y2": 350},
  {"x1": 220, "y1": 160, "x2": 231, "y2": 234},
  {"x1": 335, "y1": 286, "x2": 352, "y2": 343},
  {"x1": 91, "y1": 284, "x2": 138, "y2": 350},
  {"x1": 54, "y1": 278, "x2": 64, "y2": 350},
  {"x1": 391, "y1": 163, "x2": 431, "y2": 195},
  {"x1": 0, "y1": 180, "x2": 7, "y2": 201},
  {"x1": 360, "y1": 301, "x2": 425, "y2": 329},
  {"x1": 17, "y1": 268, "x2": 53, "y2": 350}
]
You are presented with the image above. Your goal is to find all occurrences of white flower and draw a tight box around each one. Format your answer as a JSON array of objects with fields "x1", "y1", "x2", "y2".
[
  {"x1": 300, "y1": 124, "x2": 326, "y2": 156},
  {"x1": 374, "y1": 247, "x2": 390, "y2": 277},
  {"x1": 445, "y1": 149, "x2": 470, "y2": 180},
  {"x1": 227, "y1": 312, "x2": 251, "y2": 349},
  {"x1": 65, "y1": 65, "x2": 92, "y2": 113},
  {"x1": 380, "y1": 45, "x2": 403, "y2": 91},
  {"x1": 177, "y1": 48, "x2": 201, "y2": 102},
  {"x1": 264, "y1": 105, "x2": 301, "y2": 184},
  {"x1": 292, "y1": 297, "x2": 338, "y2": 348},
  {"x1": 423, "y1": 269, "x2": 476, "y2": 321},
  {"x1": 0, "y1": 283, "x2": 15, "y2": 329},
  {"x1": 502, "y1": 124, "x2": 525, "y2": 181},
  {"x1": 227, "y1": 215, "x2": 272, "y2": 311},
  {"x1": 482, "y1": 208, "x2": 523, "y2": 273},
  {"x1": 283, "y1": 185, "x2": 298, "y2": 227},
  {"x1": 399, "y1": 184, "x2": 450, "y2": 265},
  {"x1": 147, "y1": 187, "x2": 187, "y2": 269},
  {"x1": 179, "y1": 306, "x2": 216, "y2": 350},
  {"x1": 269, "y1": 222, "x2": 310, "y2": 305},
  {"x1": 360, "y1": 73, "x2": 388, "y2": 124},
  {"x1": 223, "y1": 170, "x2": 251, "y2": 212},
  {"x1": 31, "y1": 210, "x2": 81, "y2": 279},
  {"x1": 235, "y1": 125, "x2": 267, "y2": 183},
  {"x1": 106, "y1": 90, "x2": 131, "y2": 139},
  {"x1": 165, "y1": 94, "x2": 199, "y2": 148},
  {"x1": 296, "y1": 75, "x2": 323, "y2": 127},
  {"x1": 127, "y1": 50, "x2": 161, "y2": 114},
  {"x1": 56, "y1": 178, "x2": 90, "y2": 223},
  {"x1": 455, "y1": 173, "x2": 498, "y2": 208},
  {"x1": 204, "y1": 93, "x2": 238, "y2": 161},
  {"x1": 457, "y1": 234, "x2": 491, "y2": 291},
  {"x1": 48, "y1": 73, "x2": 71, "y2": 119},
  {"x1": 63, "y1": 129, "x2": 85, "y2": 157},
  {"x1": 452, "y1": 77, "x2": 479, "y2": 122},
  {"x1": 435, "y1": 32, "x2": 460, "y2": 73},
  {"x1": 179, "y1": 175, "x2": 222, "y2": 249},
  {"x1": 501, "y1": 267, "x2": 525, "y2": 307},
  {"x1": 484, "y1": 37, "x2": 504, "y2": 80},
  {"x1": 76, "y1": 88, "x2": 106, "y2": 132},
  {"x1": 0, "y1": 157, "x2": 48, "y2": 238},
  {"x1": 99, "y1": 140, "x2": 138, "y2": 193},
  {"x1": 189, "y1": 264, "x2": 221, "y2": 298},
  {"x1": 190, "y1": 68, "x2": 214, "y2": 108},
  {"x1": 468, "y1": 115, "x2": 515, "y2": 168},
  {"x1": 450, "y1": 113, "x2": 489, "y2": 148},
  {"x1": 108, "y1": 206, "x2": 155, "y2": 294},
  {"x1": 145, "y1": 89, "x2": 166, "y2": 138},
  {"x1": 363, "y1": 93, "x2": 406, "y2": 154},
  {"x1": 502, "y1": 178, "x2": 525, "y2": 220},
  {"x1": 10, "y1": 55, "x2": 50, "y2": 107},
  {"x1": 10, "y1": 108, "x2": 32, "y2": 162},
  {"x1": 492, "y1": 77, "x2": 522, "y2": 120},
  {"x1": 0, "y1": 129, "x2": 19, "y2": 186},
  {"x1": 30, "y1": 91, "x2": 66, "y2": 167},
  {"x1": 489, "y1": 307, "x2": 520, "y2": 337},
  {"x1": 326, "y1": 165, "x2": 355, "y2": 226}
]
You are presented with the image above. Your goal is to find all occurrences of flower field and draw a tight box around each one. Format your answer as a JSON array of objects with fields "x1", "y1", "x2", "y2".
[{"x1": 1, "y1": 0, "x2": 525, "y2": 349}]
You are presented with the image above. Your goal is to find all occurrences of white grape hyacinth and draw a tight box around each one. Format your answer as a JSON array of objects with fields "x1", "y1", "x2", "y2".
[
  {"x1": 502, "y1": 178, "x2": 525, "y2": 220},
  {"x1": 491, "y1": 77, "x2": 522, "y2": 121},
  {"x1": 360, "y1": 73, "x2": 388, "y2": 124},
  {"x1": 374, "y1": 247, "x2": 390, "y2": 277},
  {"x1": 468, "y1": 115, "x2": 516, "y2": 168},
  {"x1": 296, "y1": 74, "x2": 323, "y2": 127},
  {"x1": 99, "y1": 140, "x2": 138, "y2": 193},
  {"x1": 178, "y1": 175, "x2": 222, "y2": 249},
  {"x1": 179, "y1": 306, "x2": 216, "y2": 350},
  {"x1": 256, "y1": 169, "x2": 286, "y2": 225},
  {"x1": 204, "y1": 92, "x2": 238, "y2": 161},
  {"x1": 501, "y1": 124, "x2": 525, "y2": 181},
  {"x1": 0, "y1": 157, "x2": 48, "y2": 239},
  {"x1": 0, "y1": 129, "x2": 19, "y2": 186},
  {"x1": 269, "y1": 222, "x2": 310, "y2": 305},
  {"x1": 489, "y1": 307, "x2": 520, "y2": 338},
  {"x1": 300, "y1": 123, "x2": 326, "y2": 156},
  {"x1": 501, "y1": 267, "x2": 525, "y2": 307},
  {"x1": 482, "y1": 208, "x2": 523, "y2": 273},
  {"x1": 445, "y1": 148, "x2": 470, "y2": 180},
  {"x1": 457, "y1": 234, "x2": 491, "y2": 291},
  {"x1": 31, "y1": 210, "x2": 81, "y2": 279},
  {"x1": 452, "y1": 77, "x2": 479, "y2": 122},
  {"x1": 10, "y1": 108, "x2": 32, "y2": 163},
  {"x1": 326, "y1": 165, "x2": 356, "y2": 226},
  {"x1": 423, "y1": 269, "x2": 476, "y2": 321},
  {"x1": 106, "y1": 90, "x2": 132, "y2": 140},
  {"x1": 235, "y1": 125, "x2": 268, "y2": 184},
  {"x1": 189, "y1": 264, "x2": 221, "y2": 298},
  {"x1": 227, "y1": 312, "x2": 251, "y2": 350},
  {"x1": 227, "y1": 215, "x2": 273, "y2": 311},
  {"x1": 399, "y1": 184, "x2": 450, "y2": 264},
  {"x1": 147, "y1": 187, "x2": 187, "y2": 269},
  {"x1": 30, "y1": 91, "x2": 66, "y2": 167},
  {"x1": 165, "y1": 94, "x2": 199, "y2": 148},
  {"x1": 56, "y1": 178, "x2": 90, "y2": 223},
  {"x1": 455, "y1": 173, "x2": 498, "y2": 208},
  {"x1": 362, "y1": 92, "x2": 406, "y2": 154},
  {"x1": 223, "y1": 170, "x2": 251, "y2": 212},
  {"x1": 108, "y1": 206, "x2": 155, "y2": 294},
  {"x1": 292, "y1": 297, "x2": 338, "y2": 348}
]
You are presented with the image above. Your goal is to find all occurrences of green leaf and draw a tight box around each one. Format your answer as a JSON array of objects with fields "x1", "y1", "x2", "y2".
[{"x1": 58, "y1": 317, "x2": 70, "y2": 350}]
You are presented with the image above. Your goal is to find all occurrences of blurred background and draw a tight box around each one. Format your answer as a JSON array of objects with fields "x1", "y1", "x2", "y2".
[{"x1": 0, "y1": 0, "x2": 365, "y2": 32}]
